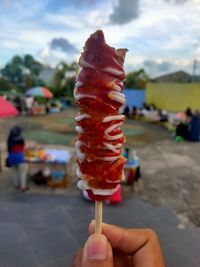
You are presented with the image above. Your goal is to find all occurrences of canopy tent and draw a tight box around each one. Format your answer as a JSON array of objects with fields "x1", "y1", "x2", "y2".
[{"x1": 0, "y1": 96, "x2": 19, "y2": 118}]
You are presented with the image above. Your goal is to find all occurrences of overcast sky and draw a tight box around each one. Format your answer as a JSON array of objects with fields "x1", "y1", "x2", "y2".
[{"x1": 0, "y1": 0, "x2": 200, "y2": 77}]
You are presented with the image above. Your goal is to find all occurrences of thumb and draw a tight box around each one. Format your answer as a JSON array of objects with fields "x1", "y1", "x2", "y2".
[{"x1": 81, "y1": 234, "x2": 114, "y2": 267}]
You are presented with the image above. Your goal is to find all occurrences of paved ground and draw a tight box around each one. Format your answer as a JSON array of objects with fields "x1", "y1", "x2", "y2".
[
  {"x1": 137, "y1": 139, "x2": 200, "y2": 228},
  {"x1": 1, "y1": 137, "x2": 200, "y2": 266},
  {"x1": 1, "y1": 112, "x2": 200, "y2": 266},
  {"x1": 0, "y1": 189, "x2": 200, "y2": 267}
]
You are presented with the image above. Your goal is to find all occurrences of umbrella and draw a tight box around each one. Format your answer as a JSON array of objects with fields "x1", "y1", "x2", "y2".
[
  {"x1": 0, "y1": 96, "x2": 19, "y2": 118},
  {"x1": 25, "y1": 87, "x2": 53, "y2": 98}
]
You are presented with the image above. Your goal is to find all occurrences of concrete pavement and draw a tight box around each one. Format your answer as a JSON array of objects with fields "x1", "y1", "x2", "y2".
[
  {"x1": 0, "y1": 190, "x2": 200, "y2": 267},
  {"x1": 0, "y1": 138, "x2": 200, "y2": 266}
]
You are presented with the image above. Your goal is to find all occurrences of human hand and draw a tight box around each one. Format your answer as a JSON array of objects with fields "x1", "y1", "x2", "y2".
[{"x1": 72, "y1": 221, "x2": 165, "y2": 267}]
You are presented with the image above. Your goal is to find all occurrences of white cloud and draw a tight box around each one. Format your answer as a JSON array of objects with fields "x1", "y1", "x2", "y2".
[
  {"x1": 1, "y1": 0, "x2": 200, "y2": 77},
  {"x1": 1, "y1": 40, "x2": 20, "y2": 49},
  {"x1": 39, "y1": 47, "x2": 50, "y2": 58}
]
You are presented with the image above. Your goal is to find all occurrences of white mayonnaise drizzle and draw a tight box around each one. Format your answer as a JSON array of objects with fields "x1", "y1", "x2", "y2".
[
  {"x1": 104, "y1": 121, "x2": 123, "y2": 135},
  {"x1": 75, "y1": 140, "x2": 87, "y2": 161},
  {"x1": 76, "y1": 167, "x2": 87, "y2": 179},
  {"x1": 106, "y1": 178, "x2": 122, "y2": 183},
  {"x1": 114, "y1": 84, "x2": 121, "y2": 92},
  {"x1": 103, "y1": 67, "x2": 124, "y2": 76},
  {"x1": 103, "y1": 115, "x2": 125, "y2": 122},
  {"x1": 108, "y1": 91, "x2": 125, "y2": 104},
  {"x1": 77, "y1": 180, "x2": 118, "y2": 196},
  {"x1": 75, "y1": 126, "x2": 84, "y2": 134},
  {"x1": 113, "y1": 57, "x2": 122, "y2": 67},
  {"x1": 75, "y1": 60, "x2": 126, "y2": 191},
  {"x1": 75, "y1": 113, "x2": 91, "y2": 121},
  {"x1": 99, "y1": 155, "x2": 120, "y2": 161},
  {"x1": 79, "y1": 57, "x2": 94, "y2": 69},
  {"x1": 104, "y1": 132, "x2": 124, "y2": 141},
  {"x1": 75, "y1": 114, "x2": 125, "y2": 164},
  {"x1": 75, "y1": 81, "x2": 84, "y2": 88},
  {"x1": 103, "y1": 142, "x2": 122, "y2": 153}
]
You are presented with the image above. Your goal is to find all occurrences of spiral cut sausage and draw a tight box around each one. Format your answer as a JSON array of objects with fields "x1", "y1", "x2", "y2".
[{"x1": 74, "y1": 30, "x2": 128, "y2": 201}]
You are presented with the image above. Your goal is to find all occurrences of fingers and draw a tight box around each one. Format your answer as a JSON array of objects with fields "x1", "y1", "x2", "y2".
[
  {"x1": 81, "y1": 234, "x2": 114, "y2": 267},
  {"x1": 89, "y1": 221, "x2": 165, "y2": 267},
  {"x1": 72, "y1": 248, "x2": 83, "y2": 267},
  {"x1": 89, "y1": 221, "x2": 151, "y2": 253}
]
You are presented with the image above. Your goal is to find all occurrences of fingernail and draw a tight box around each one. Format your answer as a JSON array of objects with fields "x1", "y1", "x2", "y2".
[{"x1": 87, "y1": 234, "x2": 108, "y2": 260}]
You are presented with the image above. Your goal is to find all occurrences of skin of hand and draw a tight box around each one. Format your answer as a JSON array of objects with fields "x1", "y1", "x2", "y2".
[{"x1": 72, "y1": 221, "x2": 166, "y2": 267}]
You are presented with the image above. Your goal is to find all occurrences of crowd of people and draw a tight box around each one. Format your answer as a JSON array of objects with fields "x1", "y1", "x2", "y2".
[
  {"x1": 122, "y1": 103, "x2": 200, "y2": 143},
  {"x1": 122, "y1": 103, "x2": 169, "y2": 123},
  {"x1": 122, "y1": 103, "x2": 157, "y2": 119},
  {"x1": 4, "y1": 94, "x2": 64, "y2": 116}
]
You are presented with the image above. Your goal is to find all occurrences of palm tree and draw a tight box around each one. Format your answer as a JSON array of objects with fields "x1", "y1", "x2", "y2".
[{"x1": 53, "y1": 61, "x2": 79, "y2": 97}]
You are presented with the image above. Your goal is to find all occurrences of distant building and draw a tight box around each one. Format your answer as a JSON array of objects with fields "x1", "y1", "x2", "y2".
[
  {"x1": 38, "y1": 66, "x2": 77, "y2": 86},
  {"x1": 38, "y1": 66, "x2": 56, "y2": 86},
  {"x1": 153, "y1": 70, "x2": 191, "y2": 83}
]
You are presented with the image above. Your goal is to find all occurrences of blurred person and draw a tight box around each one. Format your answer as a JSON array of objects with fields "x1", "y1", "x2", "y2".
[
  {"x1": 154, "y1": 109, "x2": 168, "y2": 123},
  {"x1": 195, "y1": 109, "x2": 200, "y2": 118},
  {"x1": 138, "y1": 106, "x2": 148, "y2": 117},
  {"x1": 46, "y1": 99, "x2": 51, "y2": 114},
  {"x1": 131, "y1": 106, "x2": 137, "y2": 119},
  {"x1": 7, "y1": 126, "x2": 29, "y2": 192},
  {"x1": 25, "y1": 96, "x2": 33, "y2": 115},
  {"x1": 149, "y1": 103, "x2": 156, "y2": 111},
  {"x1": 33, "y1": 98, "x2": 39, "y2": 107},
  {"x1": 184, "y1": 107, "x2": 193, "y2": 123},
  {"x1": 13, "y1": 96, "x2": 22, "y2": 113},
  {"x1": 73, "y1": 221, "x2": 165, "y2": 267},
  {"x1": 123, "y1": 106, "x2": 130, "y2": 118},
  {"x1": 175, "y1": 107, "x2": 200, "y2": 142},
  {"x1": 185, "y1": 107, "x2": 192, "y2": 117},
  {"x1": 187, "y1": 114, "x2": 200, "y2": 142},
  {"x1": 175, "y1": 121, "x2": 188, "y2": 141}
]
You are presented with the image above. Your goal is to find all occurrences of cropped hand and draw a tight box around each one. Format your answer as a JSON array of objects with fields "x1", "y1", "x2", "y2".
[{"x1": 72, "y1": 221, "x2": 165, "y2": 267}]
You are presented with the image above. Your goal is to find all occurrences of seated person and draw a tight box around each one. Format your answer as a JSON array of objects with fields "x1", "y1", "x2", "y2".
[
  {"x1": 175, "y1": 122, "x2": 188, "y2": 140},
  {"x1": 187, "y1": 115, "x2": 200, "y2": 142},
  {"x1": 175, "y1": 108, "x2": 200, "y2": 142},
  {"x1": 153, "y1": 109, "x2": 168, "y2": 123}
]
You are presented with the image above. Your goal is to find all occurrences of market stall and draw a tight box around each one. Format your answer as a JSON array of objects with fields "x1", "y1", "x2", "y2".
[{"x1": 25, "y1": 146, "x2": 72, "y2": 188}]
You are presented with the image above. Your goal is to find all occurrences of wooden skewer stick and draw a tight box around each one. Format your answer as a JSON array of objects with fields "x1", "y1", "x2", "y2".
[{"x1": 95, "y1": 200, "x2": 103, "y2": 234}]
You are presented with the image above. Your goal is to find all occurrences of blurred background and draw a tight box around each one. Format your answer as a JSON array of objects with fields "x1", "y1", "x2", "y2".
[{"x1": 0, "y1": 1, "x2": 200, "y2": 267}]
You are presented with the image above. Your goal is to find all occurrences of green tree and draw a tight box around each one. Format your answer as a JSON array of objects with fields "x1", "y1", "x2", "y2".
[
  {"x1": 1, "y1": 54, "x2": 42, "y2": 90},
  {"x1": 0, "y1": 77, "x2": 10, "y2": 92},
  {"x1": 125, "y1": 69, "x2": 149, "y2": 89}
]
